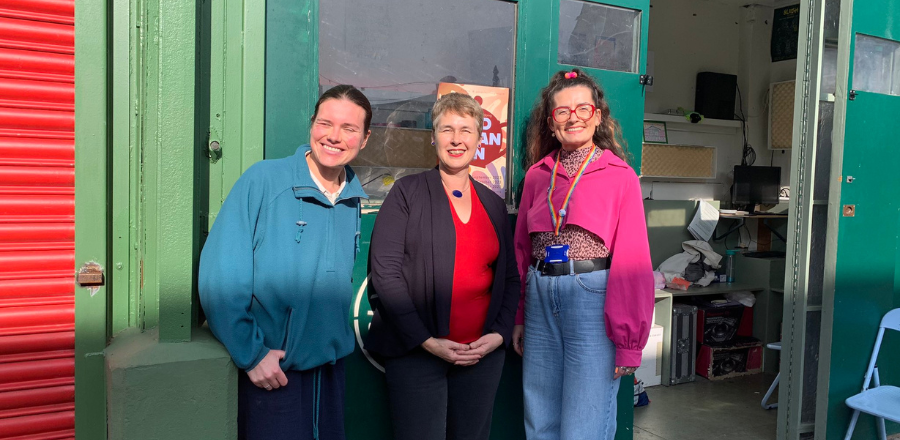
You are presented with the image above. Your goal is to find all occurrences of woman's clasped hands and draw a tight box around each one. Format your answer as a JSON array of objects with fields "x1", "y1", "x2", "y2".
[{"x1": 421, "y1": 333, "x2": 504, "y2": 366}]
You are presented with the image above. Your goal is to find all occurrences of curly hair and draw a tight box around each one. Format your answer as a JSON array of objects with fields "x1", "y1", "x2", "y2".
[{"x1": 525, "y1": 68, "x2": 628, "y2": 168}]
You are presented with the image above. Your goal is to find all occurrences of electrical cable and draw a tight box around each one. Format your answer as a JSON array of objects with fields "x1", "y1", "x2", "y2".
[{"x1": 736, "y1": 84, "x2": 756, "y2": 166}]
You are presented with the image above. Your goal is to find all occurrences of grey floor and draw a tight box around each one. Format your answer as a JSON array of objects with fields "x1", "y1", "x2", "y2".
[{"x1": 634, "y1": 373, "x2": 779, "y2": 440}]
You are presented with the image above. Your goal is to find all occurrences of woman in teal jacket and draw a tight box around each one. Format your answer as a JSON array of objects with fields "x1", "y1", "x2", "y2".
[{"x1": 199, "y1": 85, "x2": 370, "y2": 440}]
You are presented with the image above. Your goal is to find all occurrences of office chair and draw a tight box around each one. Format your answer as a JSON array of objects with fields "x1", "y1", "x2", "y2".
[{"x1": 843, "y1": 308, "x2": 900, "y2": 440}]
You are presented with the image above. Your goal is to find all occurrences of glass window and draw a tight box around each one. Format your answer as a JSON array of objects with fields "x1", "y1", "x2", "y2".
[
  {"x1": 319, "y1": 0, "x2": 516, "y2": 201},
  {"x1": 852, "y1": 34, "x2": 900, "y2": 96},
  {"x1": 557, "y1": 0, "x2": 640, "y2": 73}
]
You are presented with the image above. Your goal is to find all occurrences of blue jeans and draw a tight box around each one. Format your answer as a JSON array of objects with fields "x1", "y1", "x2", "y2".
[{"x1": 523, "y1": 266, "x2": 620, "y2": 440}]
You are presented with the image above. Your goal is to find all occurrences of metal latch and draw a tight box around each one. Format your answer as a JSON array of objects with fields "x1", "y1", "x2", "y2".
[
  {"x1": 843, "y1": 205, "x2": 856, "y2": 217},
  {"x1": 77, "y1": 262, "x2": 105, "y2": 287}
]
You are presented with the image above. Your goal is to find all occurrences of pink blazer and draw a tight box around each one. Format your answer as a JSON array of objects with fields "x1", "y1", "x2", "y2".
[{"x1": 515, "y1": 149, "x2": 654, "y2": 367}]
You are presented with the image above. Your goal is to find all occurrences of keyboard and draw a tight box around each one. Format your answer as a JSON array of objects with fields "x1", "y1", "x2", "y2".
[{"x1": 742, "y1": 251, "x2": 786, "y2": 258}]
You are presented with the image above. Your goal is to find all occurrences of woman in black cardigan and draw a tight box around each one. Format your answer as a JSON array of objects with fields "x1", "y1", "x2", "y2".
[{"x1": 366, "y1": 93, "x2": 520, "y2": 440}]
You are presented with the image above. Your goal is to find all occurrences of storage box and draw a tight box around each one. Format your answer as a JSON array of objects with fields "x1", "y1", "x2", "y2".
[
  {"x1": 696, "y1": 302, "x2": 745, "y2": 345},
  {"x1": 696, "y1": 337, "x2": 763, "y2": 380},
  {"x1": 669, "y1": 304, "x2": 697, "y2": 385},
  {"x1": 636, "y1": 325, "x2": 664, "y2": 387}
]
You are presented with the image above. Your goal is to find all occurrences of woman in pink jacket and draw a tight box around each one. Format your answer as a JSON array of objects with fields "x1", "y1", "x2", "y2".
[{"x1": 511, "y1": 68, "x2": 654, "y2": 440}]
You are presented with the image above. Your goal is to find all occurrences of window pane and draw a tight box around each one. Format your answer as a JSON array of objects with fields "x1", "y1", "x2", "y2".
[
  {"x1": 558, "y1": 0, "x2": 640, "y2": 73},
  {"x1": 319, "y1": 0, "x2": 516, "y2": 201},
  {"x1": 852, "y1": 34, "x2": 900, "y2": 96}
]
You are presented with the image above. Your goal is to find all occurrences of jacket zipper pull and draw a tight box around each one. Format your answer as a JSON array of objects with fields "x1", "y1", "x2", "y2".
[{"x1": 296, "y1": 220, "x2": 307, "y2": 242}]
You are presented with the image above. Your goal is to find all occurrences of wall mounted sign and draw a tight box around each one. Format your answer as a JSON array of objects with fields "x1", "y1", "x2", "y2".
[{"x1": 771, "y1": 4, "x2": 800, "y2": 62}]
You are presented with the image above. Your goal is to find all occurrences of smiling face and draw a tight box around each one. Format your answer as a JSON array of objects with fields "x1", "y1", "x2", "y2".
[
  {"x1": 433, "y1": 111, "x2": 481, "y2": 174},
  {"x1": 309, "y1": 98, "x2": 370, "y2": 173},
  {"x1": 549, "y1": 85, "x2": 601, "y2": 151}
]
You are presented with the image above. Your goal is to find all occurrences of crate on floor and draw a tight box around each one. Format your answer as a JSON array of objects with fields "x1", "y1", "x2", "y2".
[
  {"x1": 696, "y1": 337, "x2": 763, "y2": 380},
  {"x1": 695, "y1": 300, "x2": 745, "y2": 345}
]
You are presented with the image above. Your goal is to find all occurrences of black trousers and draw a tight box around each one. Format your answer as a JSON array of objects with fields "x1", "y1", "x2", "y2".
[
  {"x1": 238, "y1": 360, "x2": 345, "y2": 440},
  {"x1": 384, "y1": 347, "x2": 506, "y2": 440}
]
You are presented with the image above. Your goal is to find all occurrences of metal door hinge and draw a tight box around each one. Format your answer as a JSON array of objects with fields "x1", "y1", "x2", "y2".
[
  {"x1": 849, "y1": 90, "x2": 857, "y2": 101},
  {"x1": 640, "y1": 74, "x2": 654, "y2": 86}
]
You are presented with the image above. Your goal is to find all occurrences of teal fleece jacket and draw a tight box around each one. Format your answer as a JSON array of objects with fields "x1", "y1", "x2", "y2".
[{"x1": 199, "y1": 145, "x2": 367, "y2": 371}]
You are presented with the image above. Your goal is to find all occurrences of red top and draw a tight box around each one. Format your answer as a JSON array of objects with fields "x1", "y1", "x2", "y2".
[{"x1": 445, "y1": 189, "x2": 499, "y2": 344}]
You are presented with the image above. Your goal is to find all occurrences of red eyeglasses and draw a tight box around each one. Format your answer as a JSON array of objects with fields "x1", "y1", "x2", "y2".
[{"x1": 551, "y1": 104, "x2": 596, "y2": 123}]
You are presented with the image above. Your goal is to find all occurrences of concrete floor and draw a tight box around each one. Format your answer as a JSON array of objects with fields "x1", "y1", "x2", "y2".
[{"x1": 634, "y1": 373, "x2": 779, "y2": 440}]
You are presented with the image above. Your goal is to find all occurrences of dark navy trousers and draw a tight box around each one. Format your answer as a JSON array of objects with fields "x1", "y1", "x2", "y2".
[{"x1": 238, "y1": 359, "x2": 345, "y2": 440}]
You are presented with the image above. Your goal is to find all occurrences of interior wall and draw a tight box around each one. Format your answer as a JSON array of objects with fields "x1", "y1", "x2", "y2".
[
  {"x1": 642, "y1": 0, "x2": 799, "y2": 203},
  {"x1": 645, "y1": 0, "x2": 741, "y2": 115}
]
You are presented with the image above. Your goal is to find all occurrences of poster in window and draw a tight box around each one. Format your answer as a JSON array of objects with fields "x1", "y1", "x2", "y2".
[
  {"x1": 771, "y1": 5, "x2": 800, "y2": 62},
  {"x1": 437, "y1": 83, "x2": 509, "y2": 198}
]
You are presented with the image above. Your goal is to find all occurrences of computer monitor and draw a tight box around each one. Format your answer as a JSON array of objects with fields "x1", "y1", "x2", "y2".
[{"x1": 732, "y1": 165, "x2": 781, "y2": 208}]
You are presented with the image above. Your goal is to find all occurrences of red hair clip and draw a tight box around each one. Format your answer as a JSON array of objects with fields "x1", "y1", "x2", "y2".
[{"x1": 564, "y1": 71, "x2": 577, "y2": 79}]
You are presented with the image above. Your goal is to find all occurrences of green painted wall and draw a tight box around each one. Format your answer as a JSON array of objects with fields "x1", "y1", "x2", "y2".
[{"x1": 106, "y1": 328, "x2": 237, "y2": 439}]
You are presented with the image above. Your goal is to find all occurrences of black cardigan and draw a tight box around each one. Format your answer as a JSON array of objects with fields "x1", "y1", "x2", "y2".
[{"x1": 365, "y1": 168, "x2": 521, "y2": 357}]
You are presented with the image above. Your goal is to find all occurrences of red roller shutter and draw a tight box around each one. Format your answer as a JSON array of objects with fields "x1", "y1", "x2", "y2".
[{"x1": 0, "y1": 0, "x2": 75, "y2": 439}]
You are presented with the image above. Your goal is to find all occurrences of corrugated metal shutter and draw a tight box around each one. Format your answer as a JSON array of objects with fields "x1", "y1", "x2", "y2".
[{"x1": 0, "y1": 0, "x2": 75, "y2": 439}]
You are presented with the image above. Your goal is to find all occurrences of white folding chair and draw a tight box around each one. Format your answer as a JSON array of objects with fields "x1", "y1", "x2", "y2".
[
  {"x1": 843, "y1": 308, "x2": 900, "y2": 440},
  {"x1": 761, "y1": 341, "x2": 781, "y2": 410}
]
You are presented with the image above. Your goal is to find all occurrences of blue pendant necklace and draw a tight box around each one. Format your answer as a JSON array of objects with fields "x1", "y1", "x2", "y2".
[{"x1": 442, "y1": 178, "x2": 469, "y2": 199}]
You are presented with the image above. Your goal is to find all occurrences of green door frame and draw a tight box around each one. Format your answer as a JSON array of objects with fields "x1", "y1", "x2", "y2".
[
  {"x1": 779, "y1": 0, "x2": 827, "y2": 438},
  {"x1": 74, "y1": 0, "x2": 111, "y2": 437}
]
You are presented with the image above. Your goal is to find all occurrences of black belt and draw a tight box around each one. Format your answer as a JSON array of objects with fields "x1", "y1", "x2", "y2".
[{"x1": 532, "y1": 257, "x2": 611, "y2": 276}]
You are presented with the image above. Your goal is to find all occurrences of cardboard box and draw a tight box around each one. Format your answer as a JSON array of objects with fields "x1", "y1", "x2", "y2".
[
  {"x1": 696, "y1": 302, "x2": 745, "y2": 345},
  {"x1": 636, "y1": 325, "x2": 664, "y2": 387},
  {"x1": 696, "y1": 337, "x2": 763, "y2": 380}
]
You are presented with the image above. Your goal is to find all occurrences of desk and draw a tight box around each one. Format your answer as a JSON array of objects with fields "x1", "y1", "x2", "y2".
[
  {"x1": 714, "y1": 213, "x2": 788, "y2": 243},
  {"x1": 655, "y1": 283, "x2": 766, "y2": 386}
]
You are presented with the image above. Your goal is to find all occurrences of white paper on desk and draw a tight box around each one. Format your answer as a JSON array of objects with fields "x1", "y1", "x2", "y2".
[{"x1": 687, "y1": 200, "x2": 719, "y2": 242}]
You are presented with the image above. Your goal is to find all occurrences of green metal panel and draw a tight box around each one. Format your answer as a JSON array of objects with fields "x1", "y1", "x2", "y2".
[
  {"x1": 265, "y1": 0, "x2": 317, "y2": 160},
  {"x1": 152, "y1": 0, "x2": 198, "y2": 341},
  {"x1": 207, "y1": 0, "x2": 266, "y2": 227},
  {"x1": 74, "y1": 0, "x2": 110, "y2": 437},
  {"x1": 110, "y1": 0, "x2": 140, "y2": 334},
  {"x1": 823, "y1": 0, "x2": 900, "y2": 438},
  {"x1": 778, "y1": 0, "x2": 826, "y2": 438},
  {"x1": 344, "y1": 213, "x2": 391, "y2": 438}
]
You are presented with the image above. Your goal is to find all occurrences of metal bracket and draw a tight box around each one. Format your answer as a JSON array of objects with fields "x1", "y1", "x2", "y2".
[
  {"x1": 77, "y1": 262, "x2": 105, "y2": 287},
  {"x1": 639, "y1": 74, "x2": 654, "y2": 86}
]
